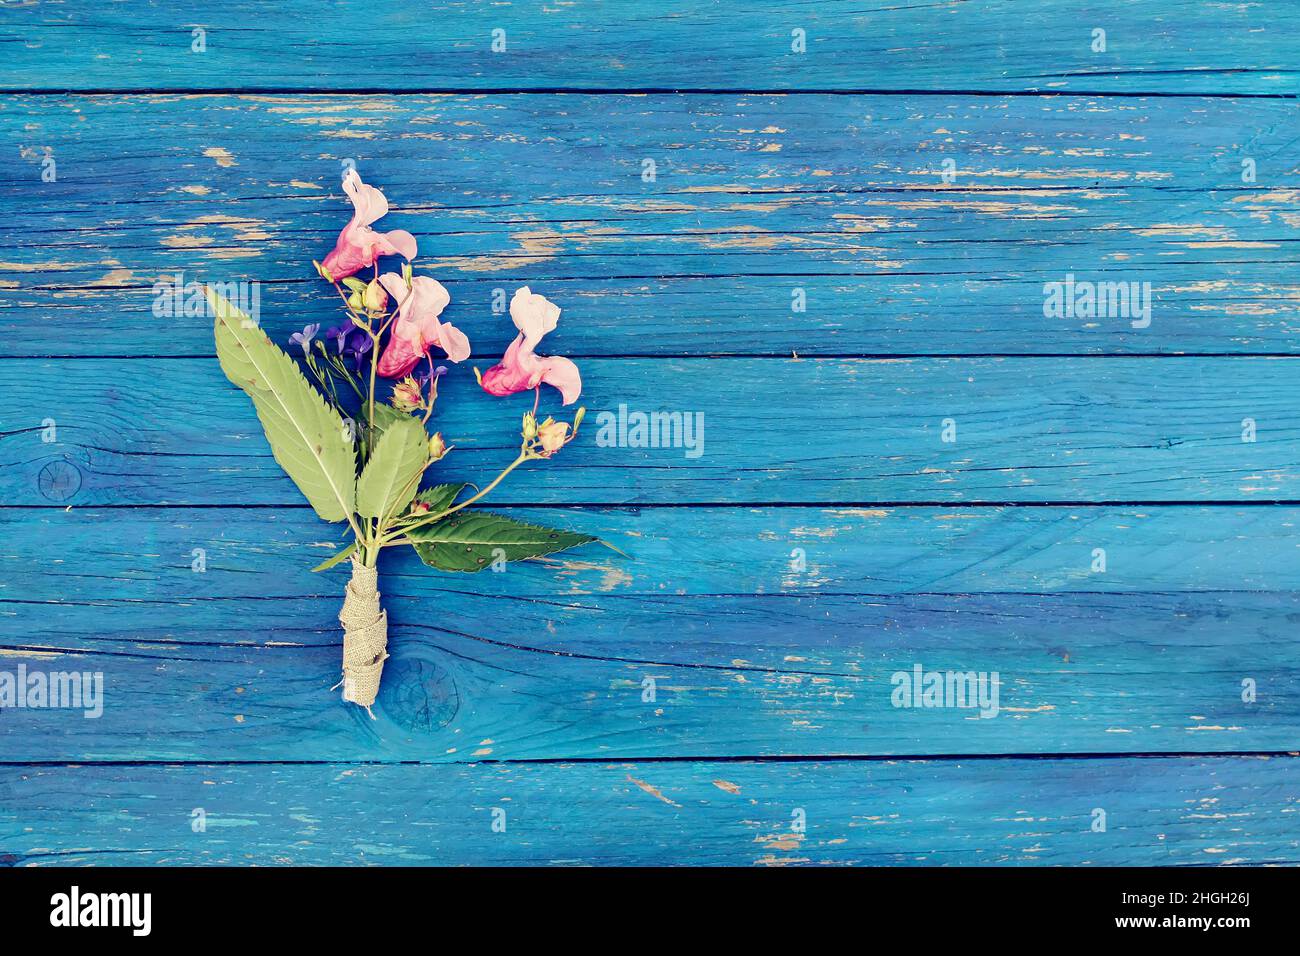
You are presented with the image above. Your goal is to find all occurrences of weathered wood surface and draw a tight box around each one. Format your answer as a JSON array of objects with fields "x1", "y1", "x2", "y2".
[
  {"x1": 2, "y1": 1, "x2": 1298, "y2": 867},
  {"x1": 4, "y1": 94, "x2": 1298, "y2": 357},
  {"x1": 1, "y1": 594, "x2": 1295, "y2": 760},
  {"x1": 2, "y1": 1, "x2": 1296, "y2": 94},
  {"x1": 2, "y1": 757, "x2": 1297, "y2": 866},
  {"x1": 2, "y1": 356, "x2": 1297, "y2": 505},
  {"x1": 1, "y1": 506, "x2": 1297, "y2": 761},
  {"x1": 11, "y1": 504, "x2": 1300, "y2": 600}
]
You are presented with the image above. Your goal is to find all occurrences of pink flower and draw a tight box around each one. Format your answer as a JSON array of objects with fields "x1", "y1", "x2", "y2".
[
  {"x1": 375, "y1": 273, "x2": 470, "y2": 378},
  {"x1": 319, "y1": 169, "x2": 418, "y2": 280},
  {"x1": 479, "y1": 287, "x2": 581, "y2": 405}
]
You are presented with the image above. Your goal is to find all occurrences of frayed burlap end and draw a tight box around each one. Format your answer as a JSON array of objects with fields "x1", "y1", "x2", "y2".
[{"x1": 337, "y1": 556, "x2": 388, "y2": 715}]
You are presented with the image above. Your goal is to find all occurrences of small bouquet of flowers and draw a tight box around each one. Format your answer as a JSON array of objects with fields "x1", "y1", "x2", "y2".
[{"x1": 210, "y1": 169, "x2": 597, "y2": 715}]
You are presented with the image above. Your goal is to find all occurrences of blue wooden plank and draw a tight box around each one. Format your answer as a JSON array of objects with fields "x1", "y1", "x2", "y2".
[
  {"x1": 2, "y1": 757, "x2": 1296, "y2": 865},
  {"x1": 10, "y1": 271, "x2": 1300, "y2": 360},
  {"x1": 7, "y1": 504, "x2": 1300, "y2": 604},
  {"x1": 3, "y1": 93, "x2": 1297, "y2": 356},
  {"x1": 1, "y1": 1, "x2": 1295, "y2": 94},
  {"x1": 1, "y1": 506, "x2": 1297, "y2": 761},
  {"x1": 0, "y1": 592, "x2": 1293, "y2": 761},
  {"x1": 2, "y1": 356, "x2": 1297, "y2": 505}
]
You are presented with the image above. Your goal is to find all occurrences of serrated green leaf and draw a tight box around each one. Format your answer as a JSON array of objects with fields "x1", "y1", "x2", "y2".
[
  {"x1": 370, "y1": 402, "x2": 408, "y2": 436},
  {"x1": 356, "y1": 415, "x2": 428, "y2": 520},
  {"x1": 311, "y1": 541, "x2": 357, "y2": 572},
  {"x1": 408, "y1": 510, "x2": 597, "y2": 573},
  {"x1": 364, "y1": 402, "x2": 408, "y2": 459},
  {"x1": 412, "y1": 483, "x2": 466, "y2": 515},
  {"x1": 210, "y1": 287, "x2": 357, "y2": 523}
]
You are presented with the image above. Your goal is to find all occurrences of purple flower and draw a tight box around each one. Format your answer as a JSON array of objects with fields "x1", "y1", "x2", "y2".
[
  {"x1": 288, "y1": 323, "x2": 320, "y2": 353},
  {"x1": 325, "y1": 324, "x2": 351, "y2": 354},
  {"x1": 414, "y1": 364, "x2": 448, "y2": 386},
  {"x1": 340, "y1": 328, "x2": 373, "y2": 371}
]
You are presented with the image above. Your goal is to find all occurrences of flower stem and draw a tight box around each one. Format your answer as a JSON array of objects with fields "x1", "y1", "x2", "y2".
[{"x1": 377, "y1": 449, "x2": 533, "y2": 546}]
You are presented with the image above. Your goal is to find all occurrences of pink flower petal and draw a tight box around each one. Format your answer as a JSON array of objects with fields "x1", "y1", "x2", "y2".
[
  {"x1": 377, "y1": 228, "x2": 418, "y2": 262},
  {"x1": 539, "y1": 354, "x2": 582, "y2": 405},
  {"x1": 341, "y1": 168, "x2": 389, "y2": 227},
  {"x1": 436, "y1": 321, "x2": 471, "y2": 363},
  {"x1": 376, "y1": 336, "x2": 424, "y2": 378},
  {"x1": 510, "y1": 286, "x2": 561, "y2": 344}
]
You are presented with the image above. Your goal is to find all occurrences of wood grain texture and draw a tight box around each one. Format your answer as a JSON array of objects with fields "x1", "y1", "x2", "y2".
[
  {"x1": 3, "y1": 2, "x2": 1298, "y2": 868},
  {"x1": 2, "y1": 356, "x2": 1297, "y2": 506},
  {"x1": 1, "y1": 507, "x2": 1297, "y2": 761},
  {"x1": 1, "y1": 1, "x2": 1296, "y2": 94},
  {"x1": 2, "y1": 757, "x2": 1297, "y2": 866},
  {"x1": 8, "y1": 504, "x2": 1300, "y2": 604},
  {"x1": 4, "y1": 93, "x2": 1298, "y2": 357},
  {"x1": 1, "y1": 593, "x2": 1293, "y2": 761}
]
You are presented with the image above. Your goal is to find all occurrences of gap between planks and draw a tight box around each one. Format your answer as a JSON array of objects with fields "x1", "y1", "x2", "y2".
[
  {"x1": 0, "y1": 87, "x2": 1296, "y2": 99},
  {"x1": 1, "y1": 751, "x2": 1297, "y2": 768}
]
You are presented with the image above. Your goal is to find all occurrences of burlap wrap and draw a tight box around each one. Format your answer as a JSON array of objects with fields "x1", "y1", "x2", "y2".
[{"x1": 337, "y1": 556, "x2": 389, "y2": 712}]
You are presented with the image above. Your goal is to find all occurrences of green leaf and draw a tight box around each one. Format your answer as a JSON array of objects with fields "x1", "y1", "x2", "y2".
[
  {"x1": 311, "y1": 541, "x2": 357, "y2": 572},
  {"x1": 364, "y1": 402, "x2": 408, "y2": 457},
  {"x1": 210, "y1": 287, "x2": 357, "y2": 523},
  {"x1": 412, "y1": 482, "x2": 466, "y2": 515},
  {"x1": 356, "y1": 415, "x2": 428, "y2": 520},
  {"x1": 408, "y1": 510, "x2": 597, "y2": 573}
]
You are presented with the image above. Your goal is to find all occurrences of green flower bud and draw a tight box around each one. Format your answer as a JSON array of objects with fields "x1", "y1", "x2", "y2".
[
  {"x1": 391, "y1": 378, "x2": 423, "y2": 413},
  {"x1": 363, "y1": 278, "x2": 388, "y2": 313}
]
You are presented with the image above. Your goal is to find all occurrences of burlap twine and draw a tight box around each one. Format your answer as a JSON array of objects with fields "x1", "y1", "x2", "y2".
[{"x1": 335, "y1": 556, "x2": 389, "y2": 716}]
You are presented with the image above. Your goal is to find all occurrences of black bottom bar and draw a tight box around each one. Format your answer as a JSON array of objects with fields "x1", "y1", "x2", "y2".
[{"x1": 0, "y1": 866, "x2": 1288, "y2": 940}]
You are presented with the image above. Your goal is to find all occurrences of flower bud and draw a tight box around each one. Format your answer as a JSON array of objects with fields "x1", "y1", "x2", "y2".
[
  {"x1": 521, "y1": 411, "x2": 538, "y2": 441},
  {"x1": 409, "y1": 500, "x2": 431, "y2": 515},
  {"x1": 391, "y1": 377, "x2": 423, "y2": 413},
  {"x1": 347, "y1": 290, "x2": 364, "y2": 312},
  {"x1": 428, "y1": 432, "x2": 447, "y2": 460},
  {"x1": 537, "y1": 418, "x2": 570, "y2": 456},
  {"x1": 363, "y1": 278, "x2": 388, "y2": 313}
]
